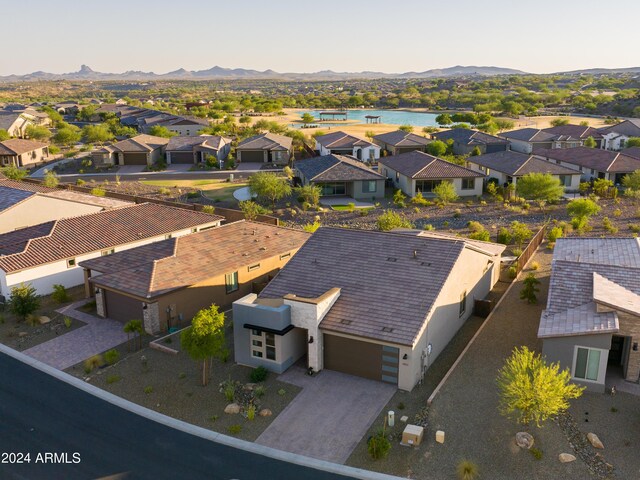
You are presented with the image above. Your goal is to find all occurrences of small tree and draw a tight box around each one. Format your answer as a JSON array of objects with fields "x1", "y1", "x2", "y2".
[
  {"x1": 622, "y1": 169, "x2": 640, "y2": 191},
  {"x1": 301, "y1": 113, "x2": 315, "y2": 125},
  {"x1": 426, "y1": 140, "x2": 447, "y2": 157},
  {"x1": 393, "y1": 189, "x2": 406, "y2": 208},
  {"x1": 43, "y1": 170, "x2": 59, "y2": 188},
  {"x1": 516, "y1": 173, "x2": 564, "y2": 210},
  {"x1": 626, "y1": 137, "x2": 640, "y2": 148},
  {"x1": 0, "y1": 165, "x2": 28, "y2": 180},
  {"x1": 376, "y1": 210, "x2": 414, "y2": 231},
  {"x1": 398, "y1": 124, "x2": 413, "y2": 133},
  {"x1": 181, "y1": 304, "x2": 228, "y2": 386},
  {"x1": 435, "y1": 113, "x2": 452, "y2": 126},
  {"x1": 51, "y1": 284, "x2": 71, "y2": 304},
  {"x1": 0, "y1": 129, "x2": 10, "y2": 141},
  {"x1": 9, "y1": 283, "x2": 40, "y2": 321},
  {"x1": 470, "y1": 146, "x2": 482, "y2": 157},
  {"x1": 550, "y1": 118, "x2": 570, "y2": 127},
  {"x1": 497, "y1": 346, "x2": 584, "y2": 427},
  {"x1": 433, "y1": 181, "x2": 459, "y2": 205},
  {"x1": 511, "y1": 221, "x2": 533, "y2": 249},
  {"x1": 148, "y1": 125, "x2": 177, "y2": 138},
  {"x1": 295, "y1": 184, "x2": 321, "y2": 206},
  {"x1": 584, "y1": 136, "x2": 597, "y2": 148},
  {"x1": 82, "y1": 124, "x2": 114, "y2": 144},
  {"x1": 239, "y1": 200, "x2": 267, "y2": 221},
  {"x1": 520, "y1": 273, "x2": 540, "y2": 304},
  {"x1": 124, "y1": 319, "x2": 143, "y2": 351},
  {"x1": 567, "y1": 198, "x2": 600, "y2": 230},
  {"x1": 282, "y1": 166, "x2": 294, "y2": 179},
  {"x1": 25, "y1": 125, "x2": 52, "y2": 141},
  {"x1": 248, "y1": 172, "x2": 292, "y2": 208}
]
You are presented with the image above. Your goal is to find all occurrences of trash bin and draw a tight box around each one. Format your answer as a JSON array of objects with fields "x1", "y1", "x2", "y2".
[{"x1": 388, "y1": 410, "x2": 395, "y2": 427}]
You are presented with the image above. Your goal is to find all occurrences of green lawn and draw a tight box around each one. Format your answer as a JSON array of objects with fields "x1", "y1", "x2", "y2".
[
  {"x1": 141, "y1": 180, "x2": 248, "y2": 202},
  {"x1": 331, "y1": 205, "x2": 374, "y2": 212}
]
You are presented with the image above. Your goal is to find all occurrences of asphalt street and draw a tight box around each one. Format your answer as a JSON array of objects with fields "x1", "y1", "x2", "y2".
[{"x1": 0, "y1": 352, "x2": 356, "y2": 480}]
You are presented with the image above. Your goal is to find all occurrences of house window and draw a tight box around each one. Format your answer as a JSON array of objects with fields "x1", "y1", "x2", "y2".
[
  {"x1": 459, "y1": 290, "x2": 467, "y2": 317},
  {"x1": 573, "y1": 346, "x2": 603, "y2": 382},
  {"x1": 250, "y1": 330, "x2": 277, "y2": 361},
  {"x1": 225, "y1": 271, "x2": 239, "y2": 293},
  {"x1": 67, "y1": 258, "x2": 76, "y2": 268},
  {"x1": 319, "y1": 182, "x2": 347, "y2": 196},
  {"x1": 395, "y1": 172, "x2": 400, "y2": 182},
  {"x1": 279, "y1": 252, "x2": 291, "y2": 261},
  {"x1": 101, "y1": 249, "x2": 115, "y2": 256},
  {"x1": 363, "y1": 180, "x2": 377, "y2": 193},
  {"x1": 369, "y1": 149, "x2": 376, "y2": 161},
  {"x1": 248, "y1": 263, "x2": 260, "y2": 272},
  {"x1": 461, "y1": 178, "x2": 475, "y2": 190},
  {"x1": 252, "y1": 350, "x2": 263, "y2": 358},
  {"x1": 558, "y1": 175, "x2": 571, "y2": 187},
  {"x1": 415, "y1": 179, "x2": 442, "y2": 193}
]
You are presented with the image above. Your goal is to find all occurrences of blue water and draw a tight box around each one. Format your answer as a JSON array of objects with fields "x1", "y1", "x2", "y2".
[{"x1": 293, "y1": 109, "x2": 440, "y2": 127}]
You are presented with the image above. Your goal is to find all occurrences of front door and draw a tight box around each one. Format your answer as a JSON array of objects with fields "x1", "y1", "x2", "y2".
[{"x1": 608, "y1": 335, "x2": 625, "y2": 365}]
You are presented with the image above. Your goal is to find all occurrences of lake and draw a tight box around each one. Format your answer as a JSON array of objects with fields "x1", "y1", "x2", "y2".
[{"x1": 294, "y1": 109, "x2": 440, "y2": 127}]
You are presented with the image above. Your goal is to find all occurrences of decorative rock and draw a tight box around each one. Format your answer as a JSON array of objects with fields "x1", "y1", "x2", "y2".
[
  {"x1": 18, "y1": 332, "x2": 27, "y2": 337},
  {"x1": 559, "y1": 453, "x2": 576, "y2": 463},
  {"x1": 259, "y1": 408, "x2": 272, "y2": 417},
  {"x1": 587, "y1": 432, "x2": 604, "y2": 449},
  {"x1": 435, "y1": 430, "x2": 445, "y2": 444},
  {"x1": 515, "y1": 432, "x2": 535, "y2": 449},
  {"x1": 38, "y1": 316, "x2": 51, "y2": 325},
  {"x1": 243, "y1": 383, "x2": 257, "y2": 391},
  {"x1": 400, "y1": 415, "x2": 409, "y2": 423},
  {"x1": 224, "y1": 403, "x2": 241, "y2": 414}
]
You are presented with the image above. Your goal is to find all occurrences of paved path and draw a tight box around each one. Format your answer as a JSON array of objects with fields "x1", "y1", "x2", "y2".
[
  {"x1": 22, "y1": 300, "x2": 129, "y2": 370},
  {"x1": 256, "y1": 367, "x2": 396, "y2": 464},
  {"x1": 233, "y1": 185, "x2": 255, "y2": 201}
]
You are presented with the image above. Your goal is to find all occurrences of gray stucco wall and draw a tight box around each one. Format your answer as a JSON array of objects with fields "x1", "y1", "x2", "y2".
[
  {"x1": 351, "y1": 179, "x2": 385, "y2": 200},
  {"x1": 542, "y1": 333, "x2": 612, "y2": 393}
]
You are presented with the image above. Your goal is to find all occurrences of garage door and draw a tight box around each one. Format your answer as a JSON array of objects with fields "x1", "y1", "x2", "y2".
[
  {"x1": 170, "y1": 151, "x2": 195, "y2": 164},
  {"x1": 323, "y1": 334, "x2": 399, "y2": 385},
  {"x1": 122, "y1": 152, "x2": 148, "y2": 165},
  {"x1": 240, "y1": 150, "x2": 264, "y2": 163},
  {"x1": 104, "y1": 289, "x2": 144, "y2": 323}
]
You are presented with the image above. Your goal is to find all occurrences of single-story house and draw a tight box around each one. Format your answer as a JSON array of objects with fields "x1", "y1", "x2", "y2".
[
  {"x1": 372, "y1": 130, "x2": 431, "y2": 156},
  {"x1": 466, "y1": 150, "x2": 581, "y2": 191},
  {"x1": 54, "y1": 103, "x2": 80, "y2": 115},
  {"x1": 143, "y1": 116, "x2": 209, "y2": 137},
  {"x1": 92, "y1": 134, "x2": 169, "y2": 167},
  {"x1": 80, "y1": 221, "x2": 309, "y2": 334},
  {"x1": 0, "y1": 178, "x2": 130, "y2": 234},
  {"x1": 431, "y1": 128, "x2": 509, "y2": 155},
  {"x1": 232, "y1": 227, "x2": 505, "y2": 391},
  {"x1": 0, "y1": 112, "x2": 36, "y2": 138},
  {"x1": 165, "y1": 135, "x2": 232, "y2": 165},
  {"x1": 378, "y1": 151, "x2": 484, "y2": 197},
  {"x1": 539, "y1": 237, "x2": 640, "y2": 392},
  {"x1": 315, "y1": 131, "x2": 380, "y2": 162},
  {"x1": 533, "y1": 147, "x2": 640, "y2": 184},
  {"x1": 0, "y1": 139, "x2": 49, "y2": 167},
  {"x1": 295, "y1": 154, "x2": 385, "y2": 200},
  {"x1": 544, "y1": 124, "x2": 604, "y2": 149},
  {"x1": 236, "y1": 133, "x2": 292, "y2": 165},
  {"x1": 0, "y1": 203, "x2": 223, "y2": 300},
  {"x1": 598, "y1": 120, "x2": 640, "y2": 151},
  {"x1": 500, "y1": 124, "x2": 604, "y2": 153}
]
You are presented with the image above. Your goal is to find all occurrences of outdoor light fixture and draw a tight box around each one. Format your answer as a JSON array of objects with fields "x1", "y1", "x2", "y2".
[
  {"x1": 142, "y1": 303, "x2": 148, "y2": 310},
  {"x1": 94, "y1": 288, "x2": 101, "y2": 294},
  {"x1": 402, "y1": 353, "x2": 408, "y2": 360},
  {"x1": 634, "y1": 342, "x2": 638, "y2": 351},
  {"x1": 308, "y1": 336, "x2": 314, "y2": 344}
]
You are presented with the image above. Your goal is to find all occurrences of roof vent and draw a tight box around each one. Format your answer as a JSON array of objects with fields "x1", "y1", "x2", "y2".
[
  {"x1": 242, "y1": 252, "x2": 249, "y2": 256},
  {"x1": 421, "y1": 262, "x2": 431, "y2": 267},
  {"x1": 386, "y1": 257, "x2": 397, "y2": 262},
  {"x1": 312, "y1": 259, "x2": 319, "y2": 265},
  {"x1": 260, "y1": 246, "x2": 267, "y2": 251},
  {"x1": 382, "y1": 326, "x2": 394, "y2": 333},
  {"x1": 413, "y1": 250, "x2": 418, "y2": 258},
  {"x1": 340, "y1": 319, "x2": 352, "y2": 325}
]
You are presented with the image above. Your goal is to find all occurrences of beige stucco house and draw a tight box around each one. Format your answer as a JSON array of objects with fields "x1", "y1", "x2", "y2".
[
  {"x1": 236, "y1": 133, "x2": 293, "y2": 165},
  {"x1": 92, "y1": 134, "x2": 169, "y2": 167},
  {"x1": 0, "y1": 139, "x2": 49, "y2": 167}
]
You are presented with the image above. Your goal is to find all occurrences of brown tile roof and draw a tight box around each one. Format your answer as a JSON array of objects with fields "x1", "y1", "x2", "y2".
[
  {"x1": 0, "y1": 186, "x2": 35, "y2": 212},
  {"x1": 379, "y1": 151, "x2": 483, "y2": 179},
  {"x1": 432, "y1": 128, "x2": 509, "y2": 146},
  {"x1": 534, "y1": 147, "x2": 640, "y2": 173},
  {"x1": 468, "y1": 150, "x2": 578, "y2": 176},
  {"x1": 166, "y1": 135, "x2": 230, "y2": 152},
  {"x1": 111, "y1": 134, "x2": 169, "y2": 153},
  {"x1": 315, "y1": 131, "x2": 376, "y2": 149},
  {"x1": 295, "y1": 154, "x2": 384, "y2": 182},
  {"x1": 598, "y1": 119, "x2": 640, "y2": 137},
  {"x1": 623, "y1": 146, "x2": 640, "y2": 159},
  {"x1": 259, "y1": 227, "x2": 482, "y2": 346},
  {"x1": 237, "y1": 132, "x2": 292, "y2": 151},
  {"x1": 373, "y1": 130, "x2": 431, "y2": 147},
  {"x1": 0, "y1": 203, "x2": 223, "y2": 273},
  {"x1": 0, "y1": 139, "x2": 48, "y2": 155},
  {"x1": 85, "y1": 221, "x2": 310, "y2": 299},
  {"x1": 543, "y1": 124, "x2": 603, "y2": 140},
  {"x1": 499, "y1": 128, "x2": 557, "y2": 142}
]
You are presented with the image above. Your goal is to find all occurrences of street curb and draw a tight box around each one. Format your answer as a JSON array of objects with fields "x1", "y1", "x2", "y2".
[{"x1": 0, "y1": 343, "x2": 402, "y2": 480}]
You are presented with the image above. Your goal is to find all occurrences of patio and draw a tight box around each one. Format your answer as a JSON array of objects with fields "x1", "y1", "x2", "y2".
[{"x1": 320, "y1": 196, "x2": 375, "y2": 209}]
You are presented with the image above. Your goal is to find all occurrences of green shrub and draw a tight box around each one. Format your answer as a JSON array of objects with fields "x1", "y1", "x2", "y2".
[
  {"x1": 368, "y1": 431, "x2": 391, "y2": 460},
  {"x1": 410, "y1": 191, "x2": 429, "y2": 206},
  {"x1": 278, "y1": 388, "x2": 286, "y2": 396},
  {"x1": 202, "y1": 205, "x2": 215, "y2": 214},
  {"x1": 247, "y1": 405, "x2": 256, "y2": 421},
  {"x1": 224, "y1": 383, "x2": 235, "y2": 402},
  {"x1": 250, "y1": 366, "x2": 268, "y2": 383},
  {"x1": 457, "y1": 460, "x2": 479, "y2": 480},
  {"x1": 254, "y1": 385, "x2": 266, "y2": 399},
  {"x1": 512, "y1": 247, "x2": 523, "y2": 256},
  {"x1": 83, "y1": 354, "x2": 103, "y2": 373},
  {"x1": 529, "y1": 447, "x2": 543, "y2": 460},
  {"x1": 497, "y1": 227, "x2": 512, "y2": 245},
  {"x1": 91, "y1": 187, "x2": 106, "y2": 197},
  {"x1": 64, "y1": 316, "x2": 72, "y2": 328},
  {"x1": 104, "y1": 349, "x2": 120, "y2": 365},
  {"x1": 144, "y1": 386, "x2": 153, "y2": 394},
  {"x1": 376, "y1": 210, "x2": 414, "y2": 231},
  {"x1": 51, "y1": 284, "x2": 71, "y2": 304},
  {"x1": 227, "y1": 424, "x2": 242, "y2": 435},
  {"x1": 393, "y1": 189, "x2": 406, "y2": 208},
  {"x1": 508, "y1": 266, "x2": 518, "y2": 278},
  {"x1": 106, "y1": 375, "x2": 121, "y2": 384},
  {"x1": 209, "y1": 414, "x2": 219, "y2": 422},
  {"x1": 547, "y1": 226, "x2": 564, "y2": 243}
]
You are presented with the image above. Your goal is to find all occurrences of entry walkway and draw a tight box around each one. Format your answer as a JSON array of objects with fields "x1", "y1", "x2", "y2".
[
  {"x1": 22, "y1": 300, "x2": 129, "y2": 370},
  {"x1": 256, "y1": 366, "x2": 396, "y2": 464}
]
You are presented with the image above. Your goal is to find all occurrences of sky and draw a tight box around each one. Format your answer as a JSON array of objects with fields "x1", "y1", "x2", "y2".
[{"x1": 4, "y1": 0, "x2": 640, "y2": 76}]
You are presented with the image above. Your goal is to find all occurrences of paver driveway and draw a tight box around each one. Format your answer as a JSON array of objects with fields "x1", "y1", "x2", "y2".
[
  {"x1": 256, "y1": 366, "x2": 396, "y2": 464},
  {"x1": 22, "y1": 300, "x2": 128, "y2": 370}
]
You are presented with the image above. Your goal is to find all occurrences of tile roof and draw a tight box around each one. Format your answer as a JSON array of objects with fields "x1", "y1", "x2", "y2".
[
  {"x1": 598, "y1": 119, "x2": 640, "y2": 137},
  {"x1": 237, "y1": 132, "x2": 292, "y2": 151},
  {"x1": 111, "y1": 134, "x2": 169, "y2": 153},
  {"x1": 394, "y1": 229, "x2": 507, "y2": 256},
  {"x1": 0, "y1": 186, "x2": 35, "y2": 212},
  {"x1": 0, "y1": 203, "x2": 223, "y2": 273},
  {"x1": 295, "y1": 154, "x2": 384, "y2": 182},
  {"x1": 543, "y1": 124, "x2": 603, "y2": 140},
  {"x1": 623, "y1": 147, "x2": 640, "y2": 159},
  {"x1": 468, "y1": 150, "x2": 578, "y2": 176},
  {"x1": 379, "y1": 151, "x2": 483, "y2": 179},
  {"x1": 0, "y1": 139, "x2": 48, "y2": 155},
  {"x1": 432, "y1": 128, "x2": 509, "y2": 146},
  {"x1": 84, "y1": 221, "x2": 310, "y2": 299},
  {"x1": 534, "y1": 147, "x2": 640, "y2": 173},
  {"x1": 315, "y1": 131, "x2": 376, "y2": 149},
  {"x1": 259, "y1": 227, "x2": 479, "y2": 346},
  {"x1": 166, "y1": 135, "x2": 230, "y2": 152},
  {"x1": 373, "y1": 130, "x2": 431, "y2": 147},
  {"x1": 0, "y1": 112, "x2": 22, "y2": 132},
  {"x1": 499, "y1": 128, "x2": 557, "y2": 142}
]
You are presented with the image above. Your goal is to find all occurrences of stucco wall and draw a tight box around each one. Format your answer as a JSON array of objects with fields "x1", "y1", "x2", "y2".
[{"x1": 351, "y1": 179, "x2": 385, "y2": 200}]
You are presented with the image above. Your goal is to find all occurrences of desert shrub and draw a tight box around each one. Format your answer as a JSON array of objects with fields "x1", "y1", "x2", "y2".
[
  {"x1": 457, "y1": 460, "x2": 479, "y2": 480},
  {"x1": 91, "y1": 187, "x2": 106, "y2": 197},
  {"x1": 227, "y1": 424, "x2": 242, "y2": 435},
  {"x1": 497, "y1": 227, "x2": 512, "y2": 245},
  {"x1": 453, "y1": 208, "x2": 462, "y2": 218},
  {"x1": 423, "y1": 224, "x2": 435, "y2": 231},
  {"x1": 376, "y1": 210, "x2": 414, "y2": 231},
  {"x1": 602, "y1": 217, "x2": 618, "y2": 234},
  {"x1": 508, "y1": 266, "x2": 518, "y2": 278},
  {"x1": 613, "y1": 208, "x2": 622, "y2": 217},
  {"x1": 410, "y1": 191, "x2": 429, "y2": 206},
  {"x1": 51, "y1": 284, "x2": 71, "y2": 304},
  {"x1": 530, "y1": 447, "x2": 543, "y2": 460},
  {"x1": 246, "y1": 405, "x2": 256, "y2": 421},
  {"x1": 83, "y1": 354, "x2": 103, "y2": 373},
  {"x1": 530, "y1": 261, "x2": 540, "y2": 271},
  {"x1": 104, "y1": 349, "x2": 120, "y2": 365},
  {"x1": 158, "y1": 187, "x2": 171, "y2": 195},
  {"x1": 254, "y1": 385, "x2": 266, "y2": 399},
  {"x1": 346, "y1": 202, "x2": 355, "y2": 213},
  {"x1": 202, "y1": 205, "x2": 216, "y2": 214},
  {"x1": 76, "y1": 178, "x2": 86, "y2": 185},
  {"x1": 250, "y1": 366, "x2": 268, "y2": 383},
  {"x1": 512, "y1": 247, "x2": 523, "y2": 256},
  {"x1": 393, "y1": 189, "x2": 406, "y2": 208},
  {"x1": 368, "y1": 431, "x2": 391, "y2": 460},
  {"x1": 106, "y1": 375, "x2": 121, "y2": 384},
  {"x1": 468, "y1": 221, "x2": 490, "y2": 241},
  {"x1": 64, "y1": 316, "x2": 72, "y2": 328},
  {"x1": 223, "y1": 383, "x2": 236, "y2": 402},
  {"x1": 144, "y1": 386, "x2": 153, "y2": 394},
  {"x1": 547, "y1": 226, "x2": 564, "y2": 243},
  {"x1": 278, "y1": 388, "x2": 286, "y2": 396}
]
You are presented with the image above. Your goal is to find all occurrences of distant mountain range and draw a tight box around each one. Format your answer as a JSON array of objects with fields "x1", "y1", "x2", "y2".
[{"x1": 1, "y1": 64, "x2": 639, "y2": 82}]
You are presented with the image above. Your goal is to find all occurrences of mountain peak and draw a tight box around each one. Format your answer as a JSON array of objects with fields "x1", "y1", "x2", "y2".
[{"x1": 78, "y1": 64, "x2": 94, "y2": 74}]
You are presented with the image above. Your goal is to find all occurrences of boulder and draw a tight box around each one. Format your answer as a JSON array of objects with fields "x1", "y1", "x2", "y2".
[
  {"x1": 587, "y1": 433, "x2": 604, "y2": 449},
  {"x1": 243, "y1": 383, "x2": 257, "y2": 391},
  {"x1": 515, "y1": 432, "x2": 535, "y2": 449},
  {"x1": 38, "y1": 316, "x2": 51, "y2": 325},
  {"x1": 400, "y1": 416, "x2": 409, "y2": 423},
  {"x1": 559, "y1": 453, "x2": 576, "y2": 463},
  {"x1": 435, "y1": 430, "x2": 445, "y2": 444},
  {"x1": 259, "y1": 408, "x2": 272, "y2": 417},
  {"x1": 224, "y1": 403, "x2": 241, "y2": 414},
  {"x1": 18, "y1": 332, "x2": 28, "y2": 337}
]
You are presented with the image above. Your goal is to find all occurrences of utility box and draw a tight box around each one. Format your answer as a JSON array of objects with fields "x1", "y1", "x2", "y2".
[
  {"x1": 388, "y1": 411, "x2": 395, "y2": 427},
  {"x1": 401, "y1": 424, "x2": 424, "y2": 447}
]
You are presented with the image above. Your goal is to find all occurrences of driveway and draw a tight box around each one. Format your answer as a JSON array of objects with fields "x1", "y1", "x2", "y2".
[
  {"x1": 256, "y1": 366, "x2": 396, "y2": 464},
  {"x1": 22, "y1": 300, "x2": 129, "y2": 370}
]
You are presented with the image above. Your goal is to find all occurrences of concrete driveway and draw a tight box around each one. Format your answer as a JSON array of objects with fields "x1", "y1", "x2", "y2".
[{"x1": 256, "y1": 366, "x2": 396, "y2": 464}]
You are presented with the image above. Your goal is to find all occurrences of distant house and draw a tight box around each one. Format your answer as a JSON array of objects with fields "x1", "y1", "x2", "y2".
[
  {"x1": 0, "y1": 203, "x2": 223, "y2": 299},
  {"x1": 598, "y1": 120, "x2": 640, "y2": 151},
  {"x1": 379, "y1": 151, "x2": 483, "y2": 197},
  {"x1": 92, "y1": 134, "x2": 169, "y2": 167},
  {"x1": 0, "y1": 139, "x2": 49, "y2": 167},
  {"x1": 501, "y1": 124, "x2": 603, "y2": 153},
  {"x1": 315, "y1": 131, "x2": 380, "y2": 162},
  {"x1": 147, "y1": 116, "x2": 209, "y2": 137},
  {"x1": 232, "y1": 227, "x2": 504, "y2": 391},
  {"x1": 431, "y1": 128, "x2": 509, "y2": 156},
  {"x1": 295, "y1": 154, "x2": 385, "y2": 200},
  {"x1": 372, "y1": 130, "x2": 431, "y2": 156},
  {"x1": 466, "y1": 150, "x2": 581, "y2": 190},
  {"x1": 0, "y1": 112, "x2": 35, "y2": 138},
  {"x1": 80, "y1": 221, "x2": 309, "y2": 334},
  {"x1": 236, "y1": 133, "x2": 292, "y2": 165},
  {"x1": 533, "y1": 147, "x2": 640, "y2": 184},
  {"x1": 54, "y1": 103, "x2": 80, "y2": 115},
  {"x1": 165, "y1": 135, "x2": 232, "y2": 165},
  {"x1": 539, "y1": 237, "x2": 640, "y2": 392},
  {"x1": 0, "y1": 178, "x2": 130, "y2": 234}
]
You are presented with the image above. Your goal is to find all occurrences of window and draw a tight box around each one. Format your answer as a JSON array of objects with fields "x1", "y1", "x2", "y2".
[
  {"x1": 573, "y1": 346, "x2": 603, "y2": 382},
  {"x1": 225, "y1": 271, "x2": 239, "y2": 293},
  {"x1": 248, "y1": 263, "x2": 260, "y2": 272},
  {"x1": 250, "y1": 330, "x2": 277, "y2": 361},
  {"x1": 252, "y1": 339, "x2": 262, "y2": 347},
  {"x1": 363, "y1": 180, "x2": 377, "y2": 193},
  {"x1": 266, "y1": 333, "x2": 276, "y2": 360},
  {"x1": 369, "y1": 149, "x2": 376, "y2": 161},
  {"x1": 279, "y1": 252, "x2": 291, "y2": 261},
  {"x1": 415, "y1": 179, "x2": 442, "y2": 193},
  {"x1": 191, "y1": 228, "x2": 198, "y2": 233},
  {"x1": 101, "y1": 249, "x2": 115, "y2": 256},
  {"x1": 461, "y1": 178, "x2": 475, "y2": 190},
  {"x1": 395, "y1": 172, "x2": 400, "y2": 183},
  {"x1": 459, "y1": 290, "x2": 467, "y2": 317},
  {"x1": 558, "y1": 175, "x2": 571, "y2": 187},
  {"x1": 252, "y1": 350, "x2": 263, "y2": 358},
  {"x1": 319, "y1": 182, "x2": 347, "y2": 196},
  {"x1": 67, "y1": 258, "x2": 76, "y2": 268}
]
